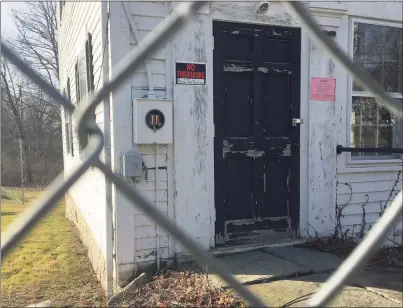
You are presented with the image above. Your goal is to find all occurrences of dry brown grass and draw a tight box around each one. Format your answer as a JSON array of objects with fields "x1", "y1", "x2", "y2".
[
  {"x1": 1, "y1": 190, "x2": 107, "y2": 307},
  {"x1": 117, "y1": 269, "x2": 246, "y2": 308}
]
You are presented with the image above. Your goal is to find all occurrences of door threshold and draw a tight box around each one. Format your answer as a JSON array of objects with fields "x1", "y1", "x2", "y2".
[{"x1": 210, "y1": 238, "x2": 309, "y2": 257}]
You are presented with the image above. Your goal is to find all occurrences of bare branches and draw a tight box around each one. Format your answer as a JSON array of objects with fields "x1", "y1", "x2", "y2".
[
  {"x1": 11, "y1": 2, "x2": 59, "y2": 88},
  {"x1": 1, "y1": 2, "x2": 62, "y2": 186},
  {"x1": 334, "y1": 182, "x2": 353, "y2": 240},
  {"x1": 1, "y1": 59, "x2": 25, "y2": 138},
  {"x1": 2, "y1": 1, "x2": 61, "y2": 129}
]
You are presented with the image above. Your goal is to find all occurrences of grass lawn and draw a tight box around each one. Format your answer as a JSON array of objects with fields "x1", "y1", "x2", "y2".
[{"x1": 1, "y1": 189, "x2": 107, "y2": 307}]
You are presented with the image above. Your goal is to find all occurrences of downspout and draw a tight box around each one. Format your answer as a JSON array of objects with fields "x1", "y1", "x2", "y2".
[
  {"x1": 164, "y1": 0, "x2": 176, "y2": 262},
  {"x1": 155, "y1": 142, "x2": 160, "y2": 270},
  {"x1": 103, "y1": 0, "x2": 114, "y2": 297},
  {"x1": 121, "y1": 1, "x2": 156, "y2": 99}
]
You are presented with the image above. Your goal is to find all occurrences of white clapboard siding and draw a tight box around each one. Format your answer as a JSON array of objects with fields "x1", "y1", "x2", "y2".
[
  {"x1": 337, "y1": 190, "x2": 400, "y2": 205},
  {"x1": 119, "y1": 2, "x2": 171, "y2": 264},
  {"x1": 60, "y1": 1, "x2": 105, "y2": 164},
  {"x1": 135, "y1": 247, "x2": 169, "y2": 263},
  {"x1": 58, "y1": 0, "x2": 110, "y2": 270},
  {"x1": 135, "y1": 212, "x2": 169, "y2": 227},
  {"x1": 136, "y1": 236, "x2": 169, "y2": 250},
  {"x1": 336, "y1": 170, "x2": 402, "y2": 245},
  {"x1": 135, "y1": 225, "x2": 169, "y2": 239}
]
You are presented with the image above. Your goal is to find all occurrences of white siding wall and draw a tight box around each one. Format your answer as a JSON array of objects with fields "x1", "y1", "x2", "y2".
[
  {"x1": 171, "y1": 6, "x2": 214, "y2": 256},
  {"x1": 59, "y1": 1, "x2": 109, "y2": 267},
  {"x1": 337, "y1": 170, "x2": 403, "y2": 245},
  {"x1": 128, "y1": 3, "x2": 169, "y2": 260},
  {"x1": 112, "y1": 2, "x2": 215, "y2": 285},
  {"x1": 108, "y1": 1, "x2": 172, "y2": 285},
  {"x1": 110, "y1": 1, "x2": 403, "y2": 285}
]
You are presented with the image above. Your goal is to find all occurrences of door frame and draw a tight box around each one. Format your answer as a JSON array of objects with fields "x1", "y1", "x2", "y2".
[{"x1": 212, "y1": 20, "x2": 302, "y2": 244}]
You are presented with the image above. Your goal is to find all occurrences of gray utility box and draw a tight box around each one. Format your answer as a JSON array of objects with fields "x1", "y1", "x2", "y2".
[{"x1": 122, "y1": 153, "x2": 143, "y2": 177}]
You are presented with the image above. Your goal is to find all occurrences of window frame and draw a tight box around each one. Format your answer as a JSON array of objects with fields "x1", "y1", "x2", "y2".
[
  {"x1": 63, "y1": 86, "x2": 73, "y2": 157},
  {"x1": 346, "y1": 17, "x2": 403, "y2": 166},
  {"x1": 85, "y1": 33, "x2": 95, "y2": 94},
  {"x1": 77, "y1": 33, "x2": 95, "y2": 159},
  {"x1": 66, "y1": 78, "x2": 74, "y2": 156},
  {"x1": 75, "y1": 62, "x2": 81, "y2": 105},
  {"x1": 59, "y1": 1, "x2": 65, "y2": 25}
]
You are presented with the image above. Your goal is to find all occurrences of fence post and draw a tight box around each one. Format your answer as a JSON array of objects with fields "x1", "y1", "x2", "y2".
[{"x1": 19, "y1": 138, "x2": 25, "y2": 204}]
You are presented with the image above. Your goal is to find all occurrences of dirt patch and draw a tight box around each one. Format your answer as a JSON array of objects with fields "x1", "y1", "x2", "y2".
[
  {"x1": 115, "y1": 269, "x2": 246, "y2": 307},
  {"x1": 300, "y1": 238, "x2": 403, "y2": 268}
]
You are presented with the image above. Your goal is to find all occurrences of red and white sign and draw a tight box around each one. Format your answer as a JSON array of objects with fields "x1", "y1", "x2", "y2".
[
  {"x1": 176, "y1": 62, "x2": 206, "y2": 85},
  {"x1": 310, "y1": 77, "x2": 336, "y2": 102}
]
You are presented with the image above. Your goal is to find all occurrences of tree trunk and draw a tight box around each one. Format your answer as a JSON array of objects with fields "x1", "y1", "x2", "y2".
[{"x1": 21, "y1": 138, "x2": 34, "y2": 185}]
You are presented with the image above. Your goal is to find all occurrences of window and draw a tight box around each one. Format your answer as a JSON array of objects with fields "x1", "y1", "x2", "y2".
[
  {"x1": 78, "y1": 54, "x2": 87, "y2": 102},
  {"x1": 85, "y1": 33, "x2": 95, "y2": 93},
  {"x1": 63, "y1": 84, "x2": 73, "y2": 156},
  {"x1": 76, "y1": 53, "x2": 86, "y2": 157},
  {"x1": 76, "y1": 33, "x2": 95, "y2": 158},
  {"x1": 60, "y1": 1, "x2": 65, "y2": 24},
  {"x1": 85, "y1": 33, "x2": 96, "y2": 127},
  {"x1": 76, "y1": 33, "x2": 94, "y2": 103},
  {"x1": 350, "y1": 21, "x2": 403, "y2": 160},
  {"x1": 66, "y1": 78, "x2": 74, "y2": 156},
  {"x1": 75, "y1": 62, "x2": 80, "y2": 104}
]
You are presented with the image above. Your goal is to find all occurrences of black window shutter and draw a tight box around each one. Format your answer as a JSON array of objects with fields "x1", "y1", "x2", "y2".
[
  {"x1": 63, "y1": 88, "x2": 70, "y2": 154},
  {"x1": 85, "y1": 33, "x2": 94, "y2": 94},
  {"x1": 66, "y1": 78, "x2": 74, "y2": 156},
  {"x1": 75, "y1": 62, "x2": 80, "y2": 104},
  {"x1": 60, "y1": 1, "x2": 65, "y2": 23},
  {"x1": 85, "y1": 32, "x2": 96, "y2": 134},
  {"x1": 66, "y1": 77, "x2": 71, "y2": 102}
]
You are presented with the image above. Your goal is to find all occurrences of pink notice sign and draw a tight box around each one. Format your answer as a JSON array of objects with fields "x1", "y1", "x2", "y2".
[{"x1": 310, "y1": 77, "x2": 336, "y2": 102}]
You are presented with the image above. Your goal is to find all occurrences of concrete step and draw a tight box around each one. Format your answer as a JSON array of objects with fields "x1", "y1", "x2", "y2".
[{"x1": 207, "y1": 250, "x2": 309, "y2": 288}]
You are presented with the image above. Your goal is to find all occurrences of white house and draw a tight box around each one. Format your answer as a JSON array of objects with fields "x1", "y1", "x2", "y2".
[{"x1": 58, "y1": 1, "x2": 403, "y2": 296}]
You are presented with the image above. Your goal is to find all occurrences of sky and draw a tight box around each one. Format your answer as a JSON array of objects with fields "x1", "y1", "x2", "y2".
[{"x1": 1, "y1": 1, "x2": 28, "y2": 38}]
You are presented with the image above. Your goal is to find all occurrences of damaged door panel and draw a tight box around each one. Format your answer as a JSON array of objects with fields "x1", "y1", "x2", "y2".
[
  {"x1": 222, "y1": 138, "x2": 292, "y2": 158},
  {"x1": 213, "y1": 21, "x2": 301, "y2": 246}
]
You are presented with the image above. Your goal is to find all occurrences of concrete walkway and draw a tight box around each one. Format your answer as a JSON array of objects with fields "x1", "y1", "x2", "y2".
[{"x1": 206, "y1": 246, "x2": 403, "y2": 307}]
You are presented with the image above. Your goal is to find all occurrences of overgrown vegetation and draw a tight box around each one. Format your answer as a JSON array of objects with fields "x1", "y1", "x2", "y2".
[
  {"x1": 115, "y1": 269, "x2": 246, "y2": 308},
  {"x1": 302, "y1": 171, "x2": 403, "y2": 268},
  {"x1": 1, "y1": 190, "x2": 106, "y2": 307},
  {"x1": 301, "y1": 238, "x2": 402, "y2": 267}
]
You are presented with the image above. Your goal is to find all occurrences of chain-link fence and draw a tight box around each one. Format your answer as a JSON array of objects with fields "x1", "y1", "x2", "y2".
[
  {"x1": 1, "y1": 1, "x2": 402, "y2": 307},
  {"x1": 1, "y1": 111, "x2": 63, "y2": 203}
]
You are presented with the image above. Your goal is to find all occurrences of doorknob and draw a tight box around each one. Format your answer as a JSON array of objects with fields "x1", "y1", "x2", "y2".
[{"x1": 292, "y1": 118, "x2": 303, "y2": 127}]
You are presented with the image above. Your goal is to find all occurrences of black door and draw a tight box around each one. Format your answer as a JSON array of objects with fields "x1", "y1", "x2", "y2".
[{"x1": 213, "y1": 21, "x2": 301, "y2": 245}]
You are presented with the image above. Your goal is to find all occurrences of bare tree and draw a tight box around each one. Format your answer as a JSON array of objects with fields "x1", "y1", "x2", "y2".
[
  {"x1": 1, "y1": 55, "x2": 63, "y2": 187},
  {"x1": 11, "y1": 1, "x2": 59, "y2": 87},
  {"x1": 1, "y1": 58, "x2": 34, "y2": 184},
  {"x1": 1, "y1": 1, "x2": 62, "y2": 187}
]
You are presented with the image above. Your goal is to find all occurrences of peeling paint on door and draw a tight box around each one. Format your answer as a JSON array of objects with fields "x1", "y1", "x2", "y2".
[
  {"x1": 214, "y1": 21, "x2": 301, "y2": 245},
  {"x1": 282, "y1": 144, "x2": 291, "y2": 157},
  {"x1": 224, "y1": 63, "x2": 254, "y2": 73}
]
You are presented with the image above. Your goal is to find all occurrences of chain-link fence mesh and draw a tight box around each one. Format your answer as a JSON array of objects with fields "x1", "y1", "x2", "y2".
[
  {"x1": 0, "y1": 135, "x2": 23, "y2": 202},
  {"x1": 1, "y1": 134, "x2": 63, "y2": 203},
  {"x1": 1, "y1": 1, "x2": 402, "y2": 307}
]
